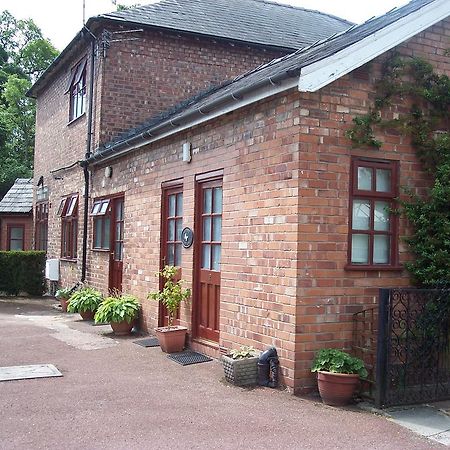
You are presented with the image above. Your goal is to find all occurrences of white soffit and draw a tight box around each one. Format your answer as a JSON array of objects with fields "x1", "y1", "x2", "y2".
[{"x1": 298, "y1": 0, "x2": 450, "y2": 92}]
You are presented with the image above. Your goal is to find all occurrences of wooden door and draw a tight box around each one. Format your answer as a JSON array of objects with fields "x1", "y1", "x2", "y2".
[
  {"x1": 194, "y1": 179, "x2": 222, "y2": 342},
  {"x1": 109, "y1": 197, "x2": 124, "y2": 293},
  {"x1": 159, "y1": 186, "x2": 183, "y2": 326}
]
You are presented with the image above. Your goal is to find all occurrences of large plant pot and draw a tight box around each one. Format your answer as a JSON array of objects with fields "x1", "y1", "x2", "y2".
[
  {"x1": 110, "y1": 320, "x2": 134, "y2": 336},
  {"x1": 222, "y1": 354, "x2": 259, "y2": 386},
  {"x1": 154, "y1": 326, "x2": 187, "y2": 353},
  {"x1": 79, "y1": 310, "x2": 95, "y2": 321},
  {"x1": 317, "y1": 371, "x2": 360, "y2": 406},
  {"x1": 59, "y1": 298, "x2": 69, "y2": 313}
]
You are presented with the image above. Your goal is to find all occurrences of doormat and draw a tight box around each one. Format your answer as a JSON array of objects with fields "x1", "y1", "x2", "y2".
[
  {"x1": 133, "y1": 337, "x2": 160, "y2": 347},
  {"x1": 167, "y1": 351, "x2": 212, "y2": 366},
  {"x1": 0, "y1": 364, "x2": 62, "y2": 382}
]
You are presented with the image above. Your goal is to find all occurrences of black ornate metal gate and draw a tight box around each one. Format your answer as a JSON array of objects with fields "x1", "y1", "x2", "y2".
[{"x1": 376, "y1": 288, "x2": 450, "y2": 407}]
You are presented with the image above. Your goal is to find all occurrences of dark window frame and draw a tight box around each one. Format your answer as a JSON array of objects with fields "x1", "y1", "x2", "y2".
[
  {"x1": 60, "y1": 194, "x2": 78, "y2": 260},
  {"x1": 68, "y1": 59, "x2": 87, "y2": 122},
  {"x1": 346, "y1": 157, "x2": 401, "y2": 270},
  {"x1": 161, "y1": 185, "x2": 183, "y2": 267},
  {"x1": 91, "y1": 198, "x2": 112, "y2": 251},
  {"x1": 7, "y1": 224, "x2": 25, "y2": 251},
  {"x1": 35, "y1": 202, "x2": 49, "y2": 252}
]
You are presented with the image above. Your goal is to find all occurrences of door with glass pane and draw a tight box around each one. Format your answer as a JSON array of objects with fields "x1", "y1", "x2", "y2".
[
  {"x1": 109, "y1": 197, "x2": 124, "y2": 293},
  {"x1": 194, "y1": 179, "x2": 222, "y2": 342},
  {"x1": 159, "y1": 186, "x2": 183, "y2": 326}
]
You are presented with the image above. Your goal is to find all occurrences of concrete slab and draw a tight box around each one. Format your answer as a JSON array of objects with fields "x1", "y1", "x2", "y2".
[
  {"x1": 0, "y1": 364, "x2": 62, "y2": 381},
  {"x1": 430, "y1": 431, "x2": 450, "y2": 446}
]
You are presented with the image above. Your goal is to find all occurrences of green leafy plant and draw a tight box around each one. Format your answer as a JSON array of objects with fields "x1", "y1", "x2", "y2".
[
  {"x1": 55, "y1": 287, "x2": 73, "y2": 300},
  {"x1": 148, "y1": 265, "x2": 191, "y2": 327},
  {"x1": 311, "y1": 349, "x2": 368, "y2": 378},
  {"x1": 94, "y1": 294, "x2": 140, "y2": 324},
  {"x1": 67, "y1": 287, "x2": 103, "y2": 313},
  {"x1": 228, "y1": 345, "x2": 257, "y2": 360}
]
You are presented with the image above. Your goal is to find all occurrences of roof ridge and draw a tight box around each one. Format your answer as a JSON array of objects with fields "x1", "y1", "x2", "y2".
[{"x1": 245, "y1": 0, "x2": 354, "y2": 25}]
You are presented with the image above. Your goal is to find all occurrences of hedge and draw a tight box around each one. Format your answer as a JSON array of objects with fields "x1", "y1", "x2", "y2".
[{"x1": 0, "y1": 251, "x2": 46, "y2": 296}]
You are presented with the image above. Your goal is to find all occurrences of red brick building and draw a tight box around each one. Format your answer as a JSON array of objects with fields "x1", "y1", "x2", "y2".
[{"x1": 30, "y1": 0, "x2": 449, "y2": 392}]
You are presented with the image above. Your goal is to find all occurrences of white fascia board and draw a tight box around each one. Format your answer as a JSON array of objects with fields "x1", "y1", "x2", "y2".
[
  {"x1": 91, "y1": 77, "x2": 298, "y2": 165},
  {"x1": 298, "y1": 0, "x2": 450, "y2": 92}
]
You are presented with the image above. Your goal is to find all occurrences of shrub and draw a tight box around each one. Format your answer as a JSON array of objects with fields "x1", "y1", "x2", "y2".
[
  {"x1": 311, "y1": 349, "x2": 368, "y2": 378},
  {"x1": 67, "y1": 287, "x2": 102, "y2": 313},
  {"x1": 94, "y1": 295, "x2": 140, "y2": 324},
  {"x1": 228, "y1": 346, "x2": 257, "y2": 360},
  {"x1": 0, "y1": 251, "x2": 46, "y2": 296}
]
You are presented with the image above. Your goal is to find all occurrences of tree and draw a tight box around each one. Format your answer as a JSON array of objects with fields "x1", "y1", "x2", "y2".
[{"x1": 0, "y1": 10, "x2": 59, "y2": 198}]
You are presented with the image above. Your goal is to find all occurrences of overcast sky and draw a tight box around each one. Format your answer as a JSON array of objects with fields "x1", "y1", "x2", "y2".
[{"x1": 2, "y1": 0, "x2": 408, "y2": 50}]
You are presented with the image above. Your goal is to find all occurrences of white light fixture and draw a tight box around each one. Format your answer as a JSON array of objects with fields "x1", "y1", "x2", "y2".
[
  {"x1": 104, "y1": 166, "x2": 113, "y2": 178},
  {"x1": 182, "y1": 142, "x2": 192, "y2": 163}
]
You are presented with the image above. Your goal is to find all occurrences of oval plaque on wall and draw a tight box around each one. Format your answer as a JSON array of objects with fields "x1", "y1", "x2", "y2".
[{"x1": 181, "y1": 227, "x2": 194, "y2": 248}]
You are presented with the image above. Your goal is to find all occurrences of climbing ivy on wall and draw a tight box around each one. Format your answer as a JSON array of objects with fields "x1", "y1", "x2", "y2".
[{"x1": 346, "y1": 52, "x2": 450, "y2": 287}]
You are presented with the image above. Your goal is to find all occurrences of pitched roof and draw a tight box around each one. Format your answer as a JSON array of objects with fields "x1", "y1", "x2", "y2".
[
  {"x1": 100, "y1": 0, "x2": 352, "y2": 50},
  {"x1": 90, "y1": 0, "x2": 447, "y2": 164},
  {"x1": 0, "y1": 178, "x2": 33, "y2": 214}
]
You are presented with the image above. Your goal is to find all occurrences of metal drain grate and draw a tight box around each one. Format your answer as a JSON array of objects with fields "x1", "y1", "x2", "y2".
[
  {"x1": 133, "y1": 337, "x2": 160, "y2": 347},
  {"x1": 167, "y1": 351, "x2": 212, "y2": 366}
]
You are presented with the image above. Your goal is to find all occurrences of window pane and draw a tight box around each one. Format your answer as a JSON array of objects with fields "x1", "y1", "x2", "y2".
[
  {"x1": 94, "y1": 219, "x2": 102, "y2": 248},
  {"x1": 169, "y1": 194, "x2": 176, "y2": 217},
  {"x1": 212, "y1": 216, "x2": 222, "y2": 242},
  {"x1": 57, "y1": 199, "x2": 65, "y2": 216},
  {"x1": 66, "y1": 196, "x2": 77, "y2": 216},
  {"x1": 168, "y1": 219, "x2": 175, "y2": 241},
  {"x1": 352, "y1": 201, "x2": 370, "y2": 230},
  {"x1": 103, "y1": 217, "x2": 110, "y2": 249},
  {"x1": 176, "y1": 193, "x2": 183, "y2": 216},
  {"x1": 374, "y1": 235, "x2": 390, "y2": 264},
  {"x1": 357, "y1": 167, "x2": 372, "y2": 191},
  {"x1": 167, "y1": 243, "x2": 175, "y2": 265},
  {"x1": 376, "y1": 169, "x2": 391, "y2": 192},
  {"x1": 374, "y1": 201, "x2": 390, "y2": 231},
  {"x1": 203, "y1": 216, "x2": 211, "y2": 241},
  {"x1": 351, "y1": 234, "x2": 369, "y2": 264},
  {"x1": 212, "y1": 244, "x2": 221, "y2": 271},
  {"x1": 11, "y1": 227, "x2": 23, "y2": 240},
  {"x1": 176, "y1": 218, "x2": 183, "y2": 241},
  {"x1": 174, "y1": 243, "x2": 182, "y2": 267},
  {"x1": 72, "y1": 222, "x2": 78, "y2": 258},
  {"x1": 202, "y1": 244, "x2": 211, "y2": 269},
  {"x1": 10, "y1": 240, "x2": 23, "y2": 251},
  {"x1": 213, "y1": 187, "x2": 223, "y2": 213},
  {"x1": 92, "y1": 202, "x2": 101, "y2": 215},
  {"x1": 116, "y1": 201, "x2": 124, "y2": 221},
  {"x1": 116, "y1": 222, "x2": 123, "y2": 241},
  {"x1": 204, "y1": 189, "x2": 212, "y2": 214},
  {"x1": 99, "y1": 200, "x2": 109, "y2": 214}
]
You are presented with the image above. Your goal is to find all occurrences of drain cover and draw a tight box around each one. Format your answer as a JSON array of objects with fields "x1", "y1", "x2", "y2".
[
  {"x1": 0, "y1": 364, "x2": 62, "y2": 382},
  {"x1": 167, "y1": 351, "x2": 212, "y2": 366},
  {"x1": 133, "y1": 337, "x2": 160, "y2": 347}
]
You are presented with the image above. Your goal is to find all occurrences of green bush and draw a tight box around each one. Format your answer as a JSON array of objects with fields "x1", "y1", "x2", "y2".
[
  {"x1": 67, "y1": 287, "x2": 102, "y2": 313},
  {"x1": 94, "y1": 295, "x2": 140, "y2": 324},
  {"x1": 0, "y1": 251, "x2": 46, "y2": 296},
  {"x1": 311, "y1": 349, "x2": 368, "y2": 378}
]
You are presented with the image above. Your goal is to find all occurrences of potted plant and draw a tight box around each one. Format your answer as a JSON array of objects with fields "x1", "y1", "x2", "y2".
[
  {"x1": 67, "y1": 286, "x2": 103, "y2": 321},
  {"x1": 55, "y1": 287, "x2": 73, "y2": 312},
  {"x1": 94, "y1": 294, "x2": 140, "y2": 335},
  {"x1": 222, "y1": 345, "x2": 259, "y2": 386},
  {"x1": 148, "y1": 265, "x2": 191, "y2": 353},
  {"x1": 311, "y1": 348, "x2": 368, "y2": 406}
]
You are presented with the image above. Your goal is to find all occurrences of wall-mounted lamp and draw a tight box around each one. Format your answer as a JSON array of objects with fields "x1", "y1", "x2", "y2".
[
  {"x1": 182, "y1": 142, "x2": 192, "y2": 163},
  {"x1": 104, "y1": 166, "x2": 113, "y2": 178}
]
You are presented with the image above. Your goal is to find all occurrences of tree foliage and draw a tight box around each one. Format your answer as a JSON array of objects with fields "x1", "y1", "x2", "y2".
[{"x1": 0, "y1": 10, "x2": 58, "y2": 198}]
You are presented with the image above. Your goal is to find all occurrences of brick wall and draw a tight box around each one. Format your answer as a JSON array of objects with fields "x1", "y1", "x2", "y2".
[{"x1": 0, "y1": 215, "x2": 33, "y2": 251}]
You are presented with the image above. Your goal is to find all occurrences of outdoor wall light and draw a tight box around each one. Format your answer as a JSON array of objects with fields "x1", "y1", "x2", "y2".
[{"x1": 182, "y1": 142, "x2": 192, "y2": 163}]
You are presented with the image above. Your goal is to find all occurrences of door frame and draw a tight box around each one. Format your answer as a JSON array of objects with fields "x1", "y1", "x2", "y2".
[
  {"x1": 108, "y1": 194, "x2": 125, "y2": 293},
  {"x1": 192, "y1": 170, "x2": 223, "y2": 341}
]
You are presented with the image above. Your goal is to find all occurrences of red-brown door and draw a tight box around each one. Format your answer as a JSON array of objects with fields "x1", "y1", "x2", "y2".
[
  {"x1": 194, "y1": 179, "x2": 222, "y2": 342},
  {"x1": 159, "y1": 186, "x2": 183, "y2": 326},
  {"x1": 109, "y1": 197, "x2": 124, "y2": 293}
]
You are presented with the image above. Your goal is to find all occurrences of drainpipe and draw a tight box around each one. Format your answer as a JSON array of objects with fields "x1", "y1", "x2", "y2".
[{"x1": 81, "y1": 28, "x2": 96, "y2": 282}]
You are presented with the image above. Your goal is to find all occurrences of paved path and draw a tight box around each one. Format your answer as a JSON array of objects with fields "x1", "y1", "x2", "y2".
[{"x1": 0, "y1": 297, "x2": 443, "y2": 449}]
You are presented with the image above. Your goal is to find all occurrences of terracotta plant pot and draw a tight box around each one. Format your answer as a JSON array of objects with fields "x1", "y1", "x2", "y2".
[
  {"x1": 154, "y1": 326, "x2": 187, "y2": 353},
  {"x1": 59, "y1": 298, "x2": 69, "y2": 313},
  {"x1": 79, "y1": 310, "x2": 95, "y2": 321},
  {"x1": 110, "y1": 320, "x2": 134, "y2": 336},
  {"x1": 317, "y1": 371, "x2": 360, "y2": 406}
]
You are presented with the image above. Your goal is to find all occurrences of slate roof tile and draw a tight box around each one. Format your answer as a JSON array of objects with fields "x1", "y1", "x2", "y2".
[{"x1": 0, "y1": 178, "x2": 33, "y2": 214}]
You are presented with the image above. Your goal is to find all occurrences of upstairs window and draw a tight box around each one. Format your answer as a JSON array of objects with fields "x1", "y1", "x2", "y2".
[
  {"x1": 68, "y1": 59, "x2": 87, "y2": 121},
  {"x1": 59, "y1": 194, "x2": 78, "y2": 260},
  {"x1": 348, "y1": 158, "x2": 399, "y2": 268},
  {"x1": 91, "y1": 198, "x2": 111, "y2": 250}
]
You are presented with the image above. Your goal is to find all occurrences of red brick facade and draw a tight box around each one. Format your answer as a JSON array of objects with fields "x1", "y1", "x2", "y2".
[{"x1": 33, "y1": 16, "x2": 450, "y2": 392}]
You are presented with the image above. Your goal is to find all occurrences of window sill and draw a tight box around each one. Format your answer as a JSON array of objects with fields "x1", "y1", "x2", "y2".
[
  {"x1": 344, "y1": 264, "x2": 403, "y2": 272},
  {"x1": 60, "y1": 258, "x2": 78, "y2": 263},
  {"x1": 92, "y1": 248, "x2": 110, "y2": 253},
  {"x1": 67, "y1": 112, "x2": 86, "y2": 126}
]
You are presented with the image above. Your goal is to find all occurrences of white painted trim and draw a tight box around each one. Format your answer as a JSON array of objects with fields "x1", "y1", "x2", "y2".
[
  {"x1": 298, "y1": 0, "x2": 450, "y2": 92},
  {"x1": 91, "y1": 77, "x2": 298, "y2": 165}
]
